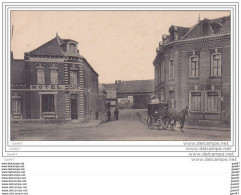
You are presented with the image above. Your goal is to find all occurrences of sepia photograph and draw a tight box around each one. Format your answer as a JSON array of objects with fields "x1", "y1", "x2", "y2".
[
  {"x1": 10, "y1": 10, "x2": 231, "y2": 141},
  {"x1": 2, "y1": 3, "x2": 239, "y2": 195}
]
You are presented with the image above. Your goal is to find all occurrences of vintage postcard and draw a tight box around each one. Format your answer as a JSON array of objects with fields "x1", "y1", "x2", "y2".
[
  {"x1": 1, "y1": 2, "x2": 240, "y2": 195},
  {"x1": 2, "y1": 3, "x2": 237, "y2": 158},
  {"x1": 9, "y1": 10, "x2": 232, "y2": 142}
]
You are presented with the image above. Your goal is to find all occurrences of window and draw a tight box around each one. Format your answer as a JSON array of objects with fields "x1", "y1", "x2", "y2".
[
  {"x1": 211, "y1": 53, "x2": 221, "y2": 76},
  {"x1": 83, "y1": 70, "x2": 87, "y2": 88},
  {"x1": 206, "y1": 92, "x2": 219, "y2": 112},
  {"x1": 87, "y1": 74, "x2": 89, "y2": 88},
  {"x1": 42, "y1": 94, "x2": 55, "y2": 112},
  {"x1": 169, "y1": 60, "x2": 174, "y2": 79},
  {"x1": 37, "y1": 67, "x2": 45, "y2": 84},
  {"x1": 189, "y1": 56, "x2": 199, "y2": 77},
  {"x1": 161, "y1": 62, "x2": 165, "y2": 82},
  {"x1": 50, "y1": 69, "x2": 58, "y2": 84},
  {"x1": 69, "y1": 43, "x2": 76, "y2": 54},
  {"x1": 203, "y1": 23, "x2": 209, "y2": 36},
  {"x1": 190, "y1": 92, "x2": 202, "y2": 111},
  {"x1": 70, "y1": 70, "x2": 78, "y2": 85},
  {"x1": 12, "y1": 100, "x2": 22, "y2": 114}
]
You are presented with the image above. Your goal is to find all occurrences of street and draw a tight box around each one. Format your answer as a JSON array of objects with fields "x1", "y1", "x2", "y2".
[{"x1": 11, "y1": 109, "x2": 230, "y2": 141}]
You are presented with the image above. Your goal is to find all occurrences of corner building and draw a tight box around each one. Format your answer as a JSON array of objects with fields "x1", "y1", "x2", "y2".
[
  {"x1": 11, "y1": 34, "x2": 99, "y2": 122},
  {"x1": 153, "y1": 16, "x2": 230, "y2": 126}
]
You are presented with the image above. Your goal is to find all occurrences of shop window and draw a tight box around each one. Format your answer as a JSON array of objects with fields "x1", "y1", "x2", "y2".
[
  {"x1": 189, "y1": 56, "x2": 199, "y2": 77},
  {"x1": 190, "y1": 92, "x2": 202, "y2": 111},
  {"x1": 42, "y1": 94, "x2": 55, "y2": 112},
  {"x1": 206, "y1": 91, "x2": 219, "y2": 112},
  {"x1": 12, "y1": 99, "x2": 22, "y2": 114},
  {"x1": 70, "y1": 70, "x2": 78, "y2": 85},
  {"x1": 211, "y1": 53, "x2": 221, "y2": 76},
  {"x1": 37, "y1": 66, "x2": 45, "y2": 84},
  {"x1": 50, "y1": 69, "x2": 58, "y2": 84},
  {"x1": 169, "y1": 60, "x2": 174, "y2": 79}
]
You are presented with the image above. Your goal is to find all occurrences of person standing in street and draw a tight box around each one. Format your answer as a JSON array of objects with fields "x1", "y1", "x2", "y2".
[
  {"x1": 114, "y1": 107, "x2": 119, "y2": 121},
  {"x1": 95, "y1": 111, "x2": 99, "y2": 120},
  {"x1": 107, "y1": 110, "x2": 111, "y2": 121}
]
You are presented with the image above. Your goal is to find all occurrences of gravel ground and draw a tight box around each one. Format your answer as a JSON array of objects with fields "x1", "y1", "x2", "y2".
[{"x1": 11, "y1": 109, "x2": 231, "y2": 141}]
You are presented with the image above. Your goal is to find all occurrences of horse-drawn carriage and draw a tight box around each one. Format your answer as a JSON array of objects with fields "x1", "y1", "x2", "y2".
[{"x1": 147, "y1": 103, "x2": 189, "y2": 132}]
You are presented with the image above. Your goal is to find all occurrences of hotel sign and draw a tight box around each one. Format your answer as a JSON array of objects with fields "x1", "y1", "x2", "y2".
[
  {"x1": 30, "y1": 85, "x2": 65, "y2": 90},
  {"x1": 30, "y1": 85, "x2": 82, "y2": 91}
]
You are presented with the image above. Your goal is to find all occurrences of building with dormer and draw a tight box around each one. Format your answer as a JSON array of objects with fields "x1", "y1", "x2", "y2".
[
  {"x1": 153, "y1": 16, "x2": 230, "y2": 126},
  {"x1": 11, "y1": 34, "x2": 99, "y2": 122}
]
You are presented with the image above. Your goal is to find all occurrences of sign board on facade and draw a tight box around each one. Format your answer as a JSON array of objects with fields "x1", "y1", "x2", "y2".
[
  {"x1": 127, "y1": 96, "x2": 133, "y2": 103},
  {"x1": 151, "y1": 99, "x2": 160, "y2": 104},
  {"x1": 30, "y1": 85, "x2": 83, "y2": 91},
  {"x1": 30, "y1": 85, "x2": 65, "y2": 90}
]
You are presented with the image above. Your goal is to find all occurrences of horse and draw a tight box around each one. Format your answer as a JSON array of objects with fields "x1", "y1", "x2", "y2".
[{"x1": 168, "y1": 107, "x2": 190, "y2": 132}]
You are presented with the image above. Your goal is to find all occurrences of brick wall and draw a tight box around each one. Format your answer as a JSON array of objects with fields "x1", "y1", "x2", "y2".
[{"x1": 154, "y1": 35, "x2": 230, "y2": 125}]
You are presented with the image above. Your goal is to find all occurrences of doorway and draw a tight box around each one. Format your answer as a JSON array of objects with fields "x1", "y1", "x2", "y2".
[{"x1": 71, "y1": 94, "x2": 78, "y2": 119}]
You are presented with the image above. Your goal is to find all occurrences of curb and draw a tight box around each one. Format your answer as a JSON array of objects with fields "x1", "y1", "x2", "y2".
[{"x1": 136, "y1": 111, "x2": 147, "y2": 125}]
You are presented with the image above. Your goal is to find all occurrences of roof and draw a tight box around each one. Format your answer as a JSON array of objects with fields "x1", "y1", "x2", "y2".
[
  {"x1": 117, "y1": 80, "x2": 154, "y2": 94},
  {"x1": 82, "y1": 57, "x2": 99, "y2": 76},
  {"x1": 27, "y1": 34, "x2": 81, "y2": 57},
  {"x1": 11, "y1": 59, "x2": 26, "y2": 83},
  {"x1": 102, "y1": 83, "x2": 118, "y2": 89},
  {"x1": 169, "y1": 25, "x2": 190, "y2": 40},
  {"x1": 26, "y1": 34, "x2": 99, "y2": 76},
  {"x1": 28, "y1": 36, "x2": 65, "y2": 56},
  {"x1": 181, "y1": 15, "x2": 230, "y2": 40}
]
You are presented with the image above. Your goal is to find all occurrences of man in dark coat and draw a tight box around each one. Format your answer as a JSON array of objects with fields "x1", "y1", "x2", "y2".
[
  {"x1": 107, "y1": 110, "x2": 111, "y2": 121},
  {"x1": 114, "y1": 107, "x2": 119, "y2": 121},
  {"x1": 95, "y1": 111, "x2": 99, "y2": 120}
]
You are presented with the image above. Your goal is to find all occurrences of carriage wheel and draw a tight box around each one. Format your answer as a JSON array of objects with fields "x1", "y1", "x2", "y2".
[
  {"x1": 147, "y1": 116, "x2": 154, "y2": 130},
  {"x1": 156, "y1": 119, "x2": 163, "y2": 130}
]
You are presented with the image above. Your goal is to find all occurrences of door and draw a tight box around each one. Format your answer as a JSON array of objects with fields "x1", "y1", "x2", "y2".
[{"x1": 71, "y1": 94, "x2": 78, "y2": 119}]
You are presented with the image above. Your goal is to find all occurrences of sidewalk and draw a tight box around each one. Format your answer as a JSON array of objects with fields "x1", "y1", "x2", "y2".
[
  {"x1": 137, "y1": 110, "x2": 230, "y2": 131},
  {"x1": 11, "y1": 114, "x2": 107, "y2": 128}
]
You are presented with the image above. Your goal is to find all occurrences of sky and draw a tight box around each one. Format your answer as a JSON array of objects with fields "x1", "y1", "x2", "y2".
[{"x1": 11, "y1": 11, "x2": 230, "y2": 83}]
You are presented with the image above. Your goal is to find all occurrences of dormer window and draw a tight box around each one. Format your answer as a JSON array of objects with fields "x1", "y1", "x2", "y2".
[
  {"x1": 69, "y1": 43, "x2": 76, "y2": 54},
  {"x1": 203, "y1": 23, "x2": 209, "y2": 36}
]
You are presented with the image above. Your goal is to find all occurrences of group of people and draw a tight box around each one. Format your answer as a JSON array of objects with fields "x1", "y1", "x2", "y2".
[
  {"x1": 107, "y1": 108, "x2": 119, "y2": 121},
  {"x1": 95, "y1": 108, "x2": 120, "y2": 122}
]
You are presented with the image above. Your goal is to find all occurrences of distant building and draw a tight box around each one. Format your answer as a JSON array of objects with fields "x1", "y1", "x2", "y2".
[
  {"x1": 117, "y1": 80, "x2": 154, "y2": 109},
  {"x1": 153, "y1": 16, "x2": 230, "y2": 126},
  {"x1": 102, "y1": 81, "x2": 121, "y2": 110},
  {"x1": 98, "y1": 84, "x2": 107, "y2": 114},
  {"x1": 11, "y1": 34, "x2": 99, "y2": 122}
]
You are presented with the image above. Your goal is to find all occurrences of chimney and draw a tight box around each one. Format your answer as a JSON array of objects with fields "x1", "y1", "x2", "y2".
[
  {"x1": 162, "y1": 34, "x2": 168, "y2": 44},
  {"x1": 169, "y1": 26, "x2": 178, "y2": 41},
  {"x1": 173, "y1": 26, "x2": 178, "y2": 41}
]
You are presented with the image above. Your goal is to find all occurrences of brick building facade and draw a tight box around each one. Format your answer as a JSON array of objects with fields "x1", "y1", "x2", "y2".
[
  {"x1": 11, "y1": 34, "x2": 99, "y2": 122},
  {"x1": 153, "y1": 16, "x2": 230, "y2": 126}
]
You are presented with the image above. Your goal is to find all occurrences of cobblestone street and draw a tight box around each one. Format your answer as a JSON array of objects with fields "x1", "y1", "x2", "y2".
[{"x1": 11, "y1": 109, "x2": 231, "y2": 141}]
